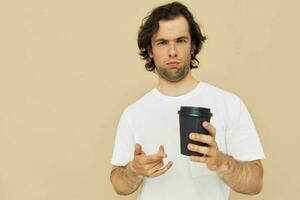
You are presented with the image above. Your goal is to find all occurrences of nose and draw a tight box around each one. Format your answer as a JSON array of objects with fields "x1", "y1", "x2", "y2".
[{"x1": 168, "y1": 42, "x2": 177, "y2": 57}]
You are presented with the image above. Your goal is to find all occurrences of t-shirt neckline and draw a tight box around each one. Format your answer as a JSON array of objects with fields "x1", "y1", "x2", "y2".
[{"x1": 152, "y1": 81, "x2": 205, "y2": 102}]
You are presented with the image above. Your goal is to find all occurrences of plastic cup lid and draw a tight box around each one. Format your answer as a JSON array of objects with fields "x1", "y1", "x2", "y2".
[{"x1": 177, "y1": 106, "x2": 213, "y2": 117}]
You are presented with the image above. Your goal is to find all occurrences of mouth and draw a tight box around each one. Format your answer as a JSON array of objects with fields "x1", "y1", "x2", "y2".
[{"x1": 166, "y1": 61, "x2": 180, "y2": 69}]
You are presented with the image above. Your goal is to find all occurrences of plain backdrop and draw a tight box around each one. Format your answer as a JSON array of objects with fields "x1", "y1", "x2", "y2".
[{"x1": 1, "y1": 0, "x2": 299, "y2": 200}]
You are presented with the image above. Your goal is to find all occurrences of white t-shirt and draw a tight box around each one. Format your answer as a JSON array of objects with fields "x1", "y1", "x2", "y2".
[{"x1": 111, "y1": 81, "x2": 266, "y2": 200}]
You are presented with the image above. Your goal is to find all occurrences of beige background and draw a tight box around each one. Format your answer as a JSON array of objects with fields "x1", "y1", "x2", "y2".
[{"x1": 0, "y1": 0, "x2": 299, "y2": 199}]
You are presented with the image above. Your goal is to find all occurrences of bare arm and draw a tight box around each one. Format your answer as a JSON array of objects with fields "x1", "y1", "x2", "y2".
[
  {"x1": 217, "y1": 156, "x2": 263, "y2": 195},
  {"x1": 110, "y1": 144, "x2": 173, "y2": 196},
  {"x1": 110, "y1": 162, "x2": 144, "y2": 195},
  {"x1": 188, "y1": 121, "x2": 264, "y2": 195}
]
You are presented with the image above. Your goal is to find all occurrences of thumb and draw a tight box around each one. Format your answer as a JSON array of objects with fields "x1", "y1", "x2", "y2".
[{"x1": 134, "y1": 144, "x2": 143, "y2": 156}]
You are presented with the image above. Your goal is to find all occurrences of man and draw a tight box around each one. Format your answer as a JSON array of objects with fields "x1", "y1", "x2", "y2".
[{"x1": 110, "y1": 2, "x2": 265, "y2": 200}]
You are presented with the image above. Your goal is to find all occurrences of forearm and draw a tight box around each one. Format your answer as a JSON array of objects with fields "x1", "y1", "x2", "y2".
[
  {"x1": 110, "y1": 161, "x2": 144, "y2": 195},
  {"x1": 217, "y1": 154, "x2": 263, "y2": 195}
]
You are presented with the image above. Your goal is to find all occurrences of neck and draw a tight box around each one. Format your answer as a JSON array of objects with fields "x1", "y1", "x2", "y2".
[{"x1": 156, "y1": 71, "x2": 199, "y2": 97}]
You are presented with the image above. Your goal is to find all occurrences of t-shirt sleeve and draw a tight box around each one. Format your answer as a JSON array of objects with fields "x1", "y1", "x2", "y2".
[
  {"x1": 225, "y1": 95, "x2": 266, "y2": 161},
  {"x1": 110, "y1": 109, "x2": 135, "y2": 166}
]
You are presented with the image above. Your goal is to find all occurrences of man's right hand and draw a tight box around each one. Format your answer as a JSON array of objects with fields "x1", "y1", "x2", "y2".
[{"x1": 127, "y1": 144, "x2": 173, "y2": 178}]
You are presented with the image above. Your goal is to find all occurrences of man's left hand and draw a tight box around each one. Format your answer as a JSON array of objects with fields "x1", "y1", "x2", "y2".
[{"x1": 187, "y1": 121, "x2": 227, "y2": 172}]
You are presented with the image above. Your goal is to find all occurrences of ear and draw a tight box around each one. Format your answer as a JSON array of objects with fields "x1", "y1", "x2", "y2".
[
  {"x1": 191, "y1": 44, "x2": 195, "y2": 55},
  {"x1": 147, "y1": 46, "x2": 153, "y2": 58}
]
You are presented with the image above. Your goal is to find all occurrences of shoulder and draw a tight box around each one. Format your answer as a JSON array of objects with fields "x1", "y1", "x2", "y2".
[
  {"x1": 121, "y1": 88, "x2": 155, "y2": 117},
  {"x1": 201, "y1": 81, "x2": 242, "y2": 104}
]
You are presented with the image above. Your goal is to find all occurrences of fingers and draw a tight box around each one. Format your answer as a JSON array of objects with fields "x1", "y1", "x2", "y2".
[
  {"x1": 143, "y1": 157, "x2": 164, "y2": 170},
  {"x1": 189, "y1": 133, "x2": 215, "y2": 146},
  {"x1": 132, "y1": 144, "x2": 173, "y2": 178},
  {"x1": 149, "y1": 161, "x2": 173, "y2": 178},
  {"x1": 190, "y1": 155, "x2": 207, "y2": 163},
  {"x1": 202, "y1": 121, "x2": 216, "y2": 137},
  {"x1": 134, "y1": 143, "x2": 146, "y2": 157},
  {"x1": 188, "y1": 122, "x2": 216, "y2": 147},
  {"x1": 147, "y1": 160, "x2": 164, "y2": 174},
  {"x1": 143, "y1": 145, "x2": 167, "y2": 164},
  {"x1": 157, "y1": 145, "x2": 165, "y2": 157},
  {"x1": 144, "y1": 152, "x2": 164, "y2": 163},
  {"x1": 134, "y1": 144, "x2": 142, "y2": 156},
  {"x1": 187, "y1": 144, "x2": 216, "y2": 156}
]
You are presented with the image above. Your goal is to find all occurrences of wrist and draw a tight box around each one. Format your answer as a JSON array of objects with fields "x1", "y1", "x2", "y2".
[{"x1": 217, "y1": 153, "x2": 232, "y2": 173}]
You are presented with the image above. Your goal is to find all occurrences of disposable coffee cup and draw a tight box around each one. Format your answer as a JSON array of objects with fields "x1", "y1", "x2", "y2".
[{"x1": 177, "y1": 106, "x2": 213, "y2": 157}]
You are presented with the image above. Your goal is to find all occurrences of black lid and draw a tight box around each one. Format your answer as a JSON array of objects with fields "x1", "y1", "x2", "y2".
[{"x1": 177, "y1": 106, "x2": 213, "y2": 117}]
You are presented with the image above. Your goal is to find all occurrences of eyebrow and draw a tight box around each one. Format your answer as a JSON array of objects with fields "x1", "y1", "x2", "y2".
[{"x1": 154, "y1": 36, "x2": 189, "y2": 43}]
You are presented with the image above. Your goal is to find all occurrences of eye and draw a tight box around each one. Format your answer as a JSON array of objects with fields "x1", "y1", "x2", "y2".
[
  {"x1": 158, "y1": 41, "x2": 167, "y2": 45},
  {"x1": 177, "y1": 39, "x2": 187, "y2": 43}
]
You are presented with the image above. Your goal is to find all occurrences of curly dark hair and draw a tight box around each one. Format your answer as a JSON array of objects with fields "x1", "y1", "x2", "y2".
[{"x1": 137, "y1": 1, "x2": 207, "y2": 72}]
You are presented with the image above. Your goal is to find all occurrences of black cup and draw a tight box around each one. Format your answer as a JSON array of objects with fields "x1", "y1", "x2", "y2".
[{"x1": 178, "y1": 106, "x2": 213, "y2": 157}]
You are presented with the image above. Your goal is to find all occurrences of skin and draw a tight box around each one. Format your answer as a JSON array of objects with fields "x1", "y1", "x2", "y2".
[
  {"x1": 110, "y1": 144, "x2": 172, "y2": 195},
  {"x1": 149, "y1": 15, "x2": 198, "y2": 97},
  {"x1": 110, "y1": 15, "x2": 264, "y2": 196},
  {"x1": 188, "y1": 121, "x2": 264, "y2": 195},
  {"x1": 149, "y1": 16, "x2": 192, "y2": 83}
]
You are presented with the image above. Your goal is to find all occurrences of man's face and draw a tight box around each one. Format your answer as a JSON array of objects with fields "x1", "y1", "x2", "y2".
[{"x1": 149, "y1": 16, "x2": 192, "y2": 82}]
